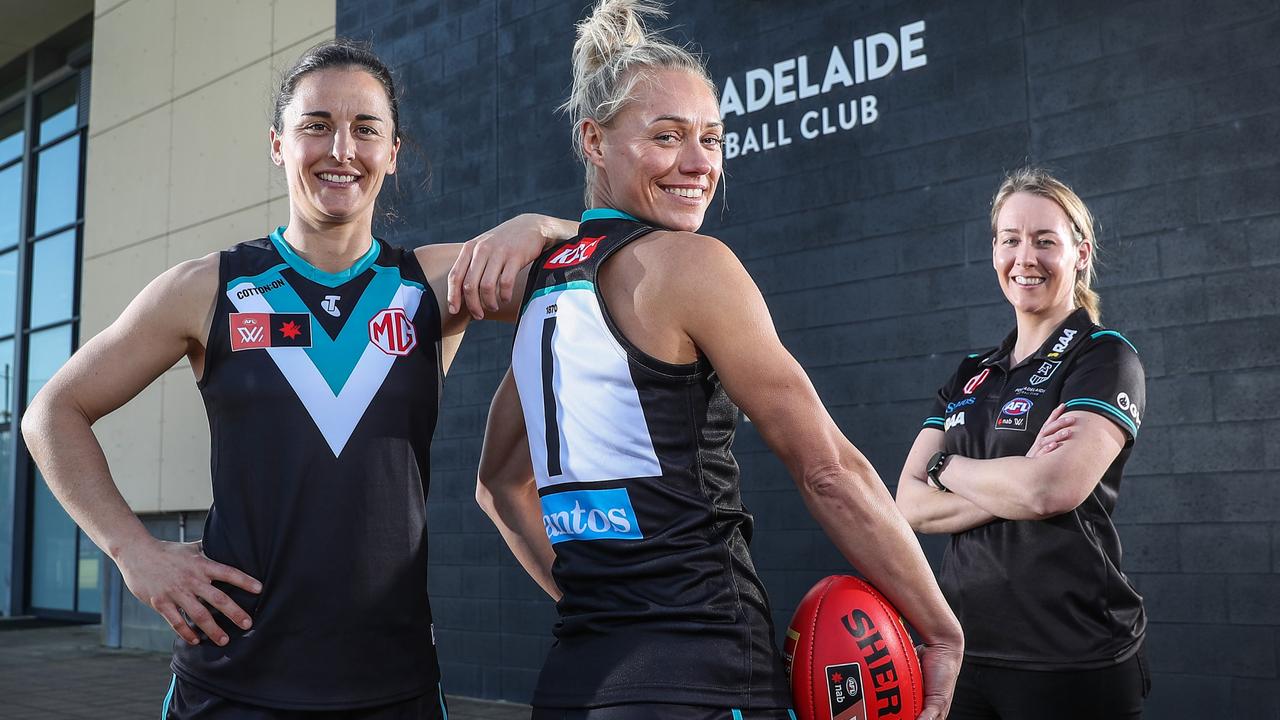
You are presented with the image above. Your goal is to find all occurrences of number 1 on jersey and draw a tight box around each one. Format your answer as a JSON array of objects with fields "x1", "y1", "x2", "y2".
[{"x1": 541, "y1": 315, "x2": 562, "y2": 477}]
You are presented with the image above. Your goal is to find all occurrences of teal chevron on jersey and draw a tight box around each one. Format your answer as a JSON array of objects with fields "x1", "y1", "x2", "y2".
[{"x1": 226, "y1": 257, "x2": 426, "y2": 456}]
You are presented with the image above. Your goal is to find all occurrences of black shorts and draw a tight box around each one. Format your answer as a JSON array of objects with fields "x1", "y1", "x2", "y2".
[
  {"x1": 947, "y1": 647, "x2": 1151, "y2": 720},
  {"x1": 162, "y1": 675, "x2": 447, "y2": 720},
  {"x1": 531, "y1": 706, "x2": 796, "y2": 720}
]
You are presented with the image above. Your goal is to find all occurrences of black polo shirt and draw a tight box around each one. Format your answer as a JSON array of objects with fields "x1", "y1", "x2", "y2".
[{"x1": 922, "y1": 308, "x2": 1147, "y2": 670}]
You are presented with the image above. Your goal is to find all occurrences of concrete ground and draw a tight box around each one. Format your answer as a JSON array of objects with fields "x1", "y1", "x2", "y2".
[{"x1": 0, "y1": 623, "x2": 530, "y2": 719}]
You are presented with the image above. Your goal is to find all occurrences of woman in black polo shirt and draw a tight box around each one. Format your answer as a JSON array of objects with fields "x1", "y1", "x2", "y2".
[{"x1": 895, "y1": 167, "x2": 1149, "y2": 719}]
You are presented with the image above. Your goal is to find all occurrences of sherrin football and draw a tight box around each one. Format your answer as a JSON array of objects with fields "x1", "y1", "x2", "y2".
[{"x1": 785, "y1": 576, "x2": 924, "y2": 720}]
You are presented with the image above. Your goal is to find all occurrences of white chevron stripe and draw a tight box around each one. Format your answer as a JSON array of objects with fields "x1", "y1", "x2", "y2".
[{"x1": 227, "y1": 282, "x2": 423, "y2": 456}]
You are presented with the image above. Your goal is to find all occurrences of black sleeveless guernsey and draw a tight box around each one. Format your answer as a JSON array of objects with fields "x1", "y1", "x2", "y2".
[
  {"x1": 510, "y1": 209, "x2": 792, "y2": 709},
  {"x1": 173, "y1": 228, "x2": 444, "y2": 711}
]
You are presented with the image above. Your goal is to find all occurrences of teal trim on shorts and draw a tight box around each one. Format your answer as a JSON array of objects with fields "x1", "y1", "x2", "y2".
[
  {"x1": 438, "y1": 683, "x2": 448, "y2": 720},
  {"x1": 1090, "y1": 330, "x2": 1138, "y2": 354},
  {"x1": 731, "y1": 711, "x2": 744, "y2": 720},
  {"x1": 160, "y1": 674, "x2": 176, "y2": 719},
  {"x1": 269, "y1": 226, "x2": 380, "y2": 288},
  {"x1": 582, "y1": 208, "x2": 639, "y2": 223},
  {"x1": 1065, "y1": 398, "x2": 1139, "y2": 437}
]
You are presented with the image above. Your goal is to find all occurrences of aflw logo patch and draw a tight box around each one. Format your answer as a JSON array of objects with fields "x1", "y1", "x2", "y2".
[
  {"x1": 230, "y1": 313, "x2": 312, "y2": 351},
  {"x1": 544, "y1": 236, "x2": 603, "y2": 268}
]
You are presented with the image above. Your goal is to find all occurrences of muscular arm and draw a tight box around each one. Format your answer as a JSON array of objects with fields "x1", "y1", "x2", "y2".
[
  {"x1": 937, "y1": 411, "x2": 1125, "y2": 520},
  {"x1": 663, "y1": 234, "x2": 962, "y2": 720},
  {"x1": 22, "y1": 256, "x2": 260, "y2": 645},
  {"x1": 475, "y1": 369, "x2": 560, "y2": 600},
  {"x1": 895, "y1": 429, "x2": 999, "y2": 534}
]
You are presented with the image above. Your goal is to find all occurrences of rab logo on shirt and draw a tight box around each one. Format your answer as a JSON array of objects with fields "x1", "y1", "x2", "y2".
[
  {"x1": 1047, "y1": 328, "x2": 1078, "y2": 359},
  {"x1": 368, "y1": 308, "x2": 417, "y2": 356},
  {"x1": 544, "y1": 236, "x2": 604, "y2": 268},
  {"x1": 963, "y1": 368, "x2": 990, "y2": 395},
  {"x1": 229, "y1": 313, "x2": 312, "y2": 351}
]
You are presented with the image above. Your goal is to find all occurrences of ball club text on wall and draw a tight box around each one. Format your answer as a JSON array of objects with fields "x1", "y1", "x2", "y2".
[{"x1": 718, "y1": 20, "x2": 927, "y2": 159}]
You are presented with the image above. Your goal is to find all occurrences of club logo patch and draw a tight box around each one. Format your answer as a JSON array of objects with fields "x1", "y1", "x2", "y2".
[
  {"x1": 995, "y1": 397, "x2": 1034, "y2": 431},
  {"x1": 544, "y1": 236, "x2": 604, "y2": 268},
  {"x1": 963, "y1": 368, "x2": 991, "y2": 395},
  {"x1": 1029, "y1": 360, "x2": 1061, "y2": 386},
  {"x1": 825, "y1": 661, "x2": 868, "y2": 720},
  {"x1": 229, "y1": 313, "x2": 312, "y2": 351},
  {"x1": 368, "y1": 308, "x2": 417, "y2": 356}
]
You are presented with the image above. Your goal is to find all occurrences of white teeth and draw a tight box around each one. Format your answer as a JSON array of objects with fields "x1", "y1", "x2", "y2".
[
  {"x1": 1014, "y1": 276, "x2": 1045, "y2": 286},
  {"x1": 663, "y1": 187, "x2": 703, "y2": 198},
  {"x1": 319, "y1": 173, "x2": 356, "y2": 183}
]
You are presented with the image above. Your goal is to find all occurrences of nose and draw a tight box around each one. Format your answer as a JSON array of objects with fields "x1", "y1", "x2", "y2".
[
  {"x1": 331, "y1": 126, "x2": 354, "y2": 163},
  {"x1": 678, "y1": 136, "x2": 715, "y2": 177},
  {"x1": 1015, "y1": 238, "x2": 1037, "y2": 267}
]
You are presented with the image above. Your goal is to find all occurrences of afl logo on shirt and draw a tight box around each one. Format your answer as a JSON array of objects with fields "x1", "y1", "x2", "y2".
[
  {"x1": 541, "y1": 488, "x2": 643, "y2": 544},
  {"x1": 963, "y1": 368, "x2": 990, "y2": 395},
  {"x1": 544, "y1": 236, "x2": 604, "y2": 268},
  {"x1": 369, "y1": 308, "x2": 417, "y2": 356},
  {"x1": 995, "y1": 397, "x2": 1034, "y2": 431},
  {"x1": 229, "y1": 312, "x2": 312, "y2": 351}
]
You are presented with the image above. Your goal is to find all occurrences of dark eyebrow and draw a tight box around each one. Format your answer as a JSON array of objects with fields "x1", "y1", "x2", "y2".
[
  {"x1": 649, "y1": 114, "x2": 724, "y2": 130},
  {"x1": 300, "y1": 111, "x2": 384, "y2": 123},
  {"x1": 997, "y1": 228, "x2": 1061, "y2": 235}
]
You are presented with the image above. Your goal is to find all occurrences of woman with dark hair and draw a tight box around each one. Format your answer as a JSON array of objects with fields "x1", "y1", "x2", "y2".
[
  {"x1": 475, "y1": 2, "x2": 963, "y2": 719},
  {"x1": 894, "y1": 167, "x2": 1150, "y2": 719},
  {"x1": 22, "y1": 39, "x2": 573, "y2": 719}
]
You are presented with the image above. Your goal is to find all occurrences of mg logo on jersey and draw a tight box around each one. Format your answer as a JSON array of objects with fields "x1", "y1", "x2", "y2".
[
  {"x1": 369, "y1": 308, "x2": 417, "y2": 356},
  {"x1": 544, "y1": 236, "x2": 604, "y2": 268},
  {"x1": 963, "y1": 368, "x2": 990, "y2": 395},
  {"x1": 541, "y1": 488, "x2": 643, "y2": 544}
]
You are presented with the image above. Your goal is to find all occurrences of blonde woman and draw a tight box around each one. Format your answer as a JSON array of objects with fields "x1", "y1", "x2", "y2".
[
  {"x1": 895, "y1": 168, "x2": 1150, "y2": 719},
  {"x1": 476, "y1": 2, "x2": 963, "y2": 719}
]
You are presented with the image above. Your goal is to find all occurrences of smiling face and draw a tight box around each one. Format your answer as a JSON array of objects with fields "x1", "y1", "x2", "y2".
[
  {"x1": 583, "y1": 68, "x2": 723, "y2": 232},
  {"x1": 992, "y1": 191, "x2": 1090, "y2": 318},
  {"x1": 270, "y1": 68, "x2": 399, "y2": 228}
]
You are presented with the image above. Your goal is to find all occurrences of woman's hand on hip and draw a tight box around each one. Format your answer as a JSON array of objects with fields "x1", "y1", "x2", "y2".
[{"x1": 115, "y1": 538, "x2": 261, "y2": 646}]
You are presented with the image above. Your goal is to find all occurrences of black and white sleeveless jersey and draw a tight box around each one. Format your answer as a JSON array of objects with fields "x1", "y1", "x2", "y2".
[
  {"x1": 924, "y1": 308, "x2": 1147, "y2": 670},
  {"x1": 510, "y1": 209, "x2": 792, "y2": 709},
  {"x1": 173, "y1": 228, "x2": 445, "y2": 711}
]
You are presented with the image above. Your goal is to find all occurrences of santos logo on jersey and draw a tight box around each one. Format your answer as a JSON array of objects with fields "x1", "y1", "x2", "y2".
[
  {"x1": 544, "y1": 236, "x2": 604, "y2": 269},
  {"x1": 541, "y1": 488, "x2": 643, "y2": 544}
]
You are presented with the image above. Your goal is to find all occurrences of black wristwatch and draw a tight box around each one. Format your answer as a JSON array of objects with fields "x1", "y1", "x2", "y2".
[{"x1": 926, "y1": 451, "x2": 951, "y2": 493}]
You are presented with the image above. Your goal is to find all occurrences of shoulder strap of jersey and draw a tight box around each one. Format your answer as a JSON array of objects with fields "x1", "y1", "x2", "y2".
[{"x1": 518, "y1": 216, "x2": 656, "y2": 317}]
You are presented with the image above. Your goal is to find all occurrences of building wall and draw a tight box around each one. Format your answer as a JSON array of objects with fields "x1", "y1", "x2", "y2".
[
  {"x1": 340, "y1": 1, "x2": 1280, "y2": 717},
  {"x1": 82, "y1": 0, "x2": 334, "y2": 514}
]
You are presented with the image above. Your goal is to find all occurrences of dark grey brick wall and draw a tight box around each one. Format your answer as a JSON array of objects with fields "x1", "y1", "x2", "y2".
[{"x1": 339, "y1": 0, "x2": 1280, "y2": 714}]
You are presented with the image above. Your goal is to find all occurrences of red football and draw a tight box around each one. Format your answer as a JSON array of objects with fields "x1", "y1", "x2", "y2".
[{"x1": 784, "y1": 576, "x2": 924, "y2": 720}]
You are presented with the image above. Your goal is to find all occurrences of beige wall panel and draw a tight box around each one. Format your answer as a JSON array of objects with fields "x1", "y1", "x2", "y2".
[
  {"x1": 158, "y1": 367, "x2": 212, "y2": 511},
  {"x1": 78, "y1": 235, "x2": 167, "y2": 343},
  {"x1": 273, "y1": 0, "x2": 335, "y2": 51},
  {"x1": 168, "y1": 59, "x2": 274, "y2": 231},
  {"x1": 173, "y1": 0, "x2": 274, "y2": 98},
  {"x1": 80, "y1": 238, "x2": 169, "y2": 511},
  {"x1": 267, "y1": 192, "x2": 290, "y2": 229},
  {"x1": 88, "y1": 0, "x2": 175, "y2": 132},
  {"x1": 95, "y1": 0, "x2": 131, "y2": 18},
  {"x1": 83, "y1": 105, "x2": 172, "y2": 258},
  {"x1": 268, "y1": 27, "x2": 334, "y2": 84},
  {"x1": 165, "y1": 202, "x2": 271, "y2": 267},
  {"x1": 97, "y1": 379, "x2": 164, "y2": 511}
]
